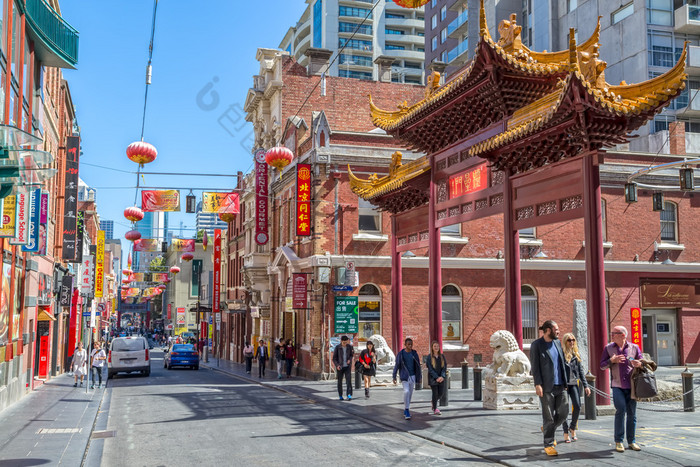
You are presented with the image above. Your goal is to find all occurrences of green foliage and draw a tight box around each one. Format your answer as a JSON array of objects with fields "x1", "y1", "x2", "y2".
[{"x1": 149, "y1": 256, "x2": 167, "y2": 272}]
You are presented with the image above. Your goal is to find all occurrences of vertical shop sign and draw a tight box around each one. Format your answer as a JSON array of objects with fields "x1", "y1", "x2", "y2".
[
  {"x1": 176, "y1": 307, "x2": 185, "y2": 326},
  {"x1": 38, "y1": 192, "x2": 49, "y2": 255},
  {"x1": 167, "y1": 303, "x2": 172, "y2": 320},
  {"x1": 0, "y1": 195, "x2": 16, "y2": 237},
  {"x1": 254, "y1": 149, "x2": 268, "y2": 245},
  {"x1": 62, "y1": 136, "x2": 80, "y2": 261},
  {"x1": 95, "y1": 230, "x2": 105, "y2": 297},
  {"x1": 296, "y1": 163, "x2": 311, "y2": 236},
  {"x1": 292, "y1": 273, "x2": 307, "y2": 309},
  {"x1": 630, "y1": 307, "x2": 642, "y2": 351},
  {"x1": 10, "y1": 188, "x2": 30, "y2": 245},
  {"x1": 213, "y1": 229, "x2": 221, "y2": 314},
  {"x1": 60, "y1": 275, "x2": 74, "y2": 307},
  {"x1": 80, "y1": 255, "x2": 95, "y2": 295},
  {"x1": 21, "y1": 188, "x2": 42, "y2": 252}
]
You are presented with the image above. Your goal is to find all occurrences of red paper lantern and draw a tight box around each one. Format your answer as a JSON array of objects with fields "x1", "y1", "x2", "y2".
[
  {"x1": 392, "y1": 0, "x2": 430, "y2": 7},
  {"x1": 202, "y1": 231, "x2": 208, "y2": 251},
  {"x1": 125, "y1": 229, "x2": 142, "y2": 242},
  {"x1": 265, "y1": 146, "x2": 294, "y2": 170},
  {"x1": 122, "y1": 269, "x2": 133, "y2": 276},
  {"x1": 126, "y1": 141, "x2": 158, "y2": 166},
  {"x1": 124, "y1": 206, "x2": 144, "y2": 222},
  {"x1": 122, "y1": 278, "x2": 131, "y2": 284},
  {"x1": 169, "y1": 266, "x2": 181, "y2": 275},
  {"x1": 181, "y1": 252, "x2": 194, "y2": 262},
  {"x1": 218, "y1": 212, "x2": 235, "y2": 223}
]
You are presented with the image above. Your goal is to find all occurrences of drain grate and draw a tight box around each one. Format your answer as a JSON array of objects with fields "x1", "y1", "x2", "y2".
[
  {"x1": 91, "y1": 430, "x2": 116, "y2": 439},
  {"x1": 37, "y1": 428, "x2": 82, "y2": 434}
]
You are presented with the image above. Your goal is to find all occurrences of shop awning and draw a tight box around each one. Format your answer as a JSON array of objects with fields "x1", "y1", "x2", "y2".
[{"x1": 38, "y1": 309, "x2": 56, "y2": 321}]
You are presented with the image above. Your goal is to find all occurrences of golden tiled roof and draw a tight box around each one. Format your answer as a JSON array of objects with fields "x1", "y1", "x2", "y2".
[{"x1": 348, "y1": 152, "x2": 430, "y2": 200}]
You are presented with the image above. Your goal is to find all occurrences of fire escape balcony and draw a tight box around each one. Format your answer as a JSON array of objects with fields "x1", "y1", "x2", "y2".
[{"x1": 23, "y1": 0, "x2": 79, "y2": 69}]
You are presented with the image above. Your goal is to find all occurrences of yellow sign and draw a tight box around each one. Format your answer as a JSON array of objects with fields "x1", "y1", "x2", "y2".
[
  {"x1": 95, "y1": 230, "x2": 105, "y2": 297},
  {"x1": 202, "y1": 192, "x2": 239, "y2": 214},
  {"x1": 0, "y1": 195, "x2": 16, "y2": 237}
]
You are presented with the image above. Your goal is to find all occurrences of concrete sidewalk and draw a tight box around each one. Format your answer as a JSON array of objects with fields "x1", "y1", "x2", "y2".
[
  {"x1": 0, "y1": 374, "x2": 106, "y2": 466},
  {"x1": 203, "y1": 358, "x2": 700, "y2": 466}
]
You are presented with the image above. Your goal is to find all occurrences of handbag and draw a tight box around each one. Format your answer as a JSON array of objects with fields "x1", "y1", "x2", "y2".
[
  {"x1": 633, "y1": 368, "x2": 658, "y2": 399},
  {"x1": 355, "y1": 360, "x2": 363, "y2": 373}
]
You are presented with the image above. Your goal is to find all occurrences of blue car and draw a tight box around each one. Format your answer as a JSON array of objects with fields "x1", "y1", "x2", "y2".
[{"x1": 164, "y1": 344, "x2": 199, "y2": 370}]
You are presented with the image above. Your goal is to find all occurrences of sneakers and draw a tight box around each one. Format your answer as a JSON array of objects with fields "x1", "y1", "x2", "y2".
[
  {"x1": 544, "y1": 446, "x2": 558, "y2": 456},
  {"x1": 347, "y1": 394, "x2": 352, "y2": 400},
  {"x1": 90, "y1": 385, "x2": 95, "y2": 389},
  {"x1": 404, "y1": 409, "x2": 411, "y2": 420},
  {"x1": 629, "y1": 443, "x2": 641, "y2": 451},
  {"x1": 615, "y1": 442, "x2": 625, "y2": 452},
  {"x1": 278, "y1": 374, "x2": 282, "y2": 379},
  {"x1": 433, "y1": 408, "x2": 442, "y2": 415},
  {"x1": 339, "y1": 396, "x2": 344, "y2": 401},
  {"x1": 73, "y1": 383, "x2": 77, "y2": 387}
]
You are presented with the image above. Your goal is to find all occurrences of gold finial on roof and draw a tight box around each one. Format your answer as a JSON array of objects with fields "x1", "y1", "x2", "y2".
[
  {"x1": 389, "y1": 151, "x2": 403, "y2": 176},
  {"x1": 497, "y1": 13, "x2": 523, "y2": 53},
  {"x1": 479, "y1": 0, "x2": 490, "y2": 39},
  {"x1": 568, "y1": 28, "x2": 579, "y2": 72},
  {"x1": 425, "y1": 71, "x2": 441, "y2": 98}
]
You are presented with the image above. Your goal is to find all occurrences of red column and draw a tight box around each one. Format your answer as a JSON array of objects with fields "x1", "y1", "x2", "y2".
[
  {"x1": 583, "y1": 152, "x2": 610, "y2": 405},
  {"x1": 390, "y1": 215, "x2": 403, "y2": 354},
  {"x1": 428, "y1": 171, "x2": 442, "y2": 348},
  {"x1": 503, "y1": 174, "x2": 523, "y2": 348}
]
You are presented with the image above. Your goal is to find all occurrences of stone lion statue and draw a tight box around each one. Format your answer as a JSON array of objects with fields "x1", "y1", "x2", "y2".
[
  {"x1": 484, "y1": 330, "x2": 531, "y2": 378},
  {"x1": 367, "y1": 334, "x2": 395, "y2": 366}
]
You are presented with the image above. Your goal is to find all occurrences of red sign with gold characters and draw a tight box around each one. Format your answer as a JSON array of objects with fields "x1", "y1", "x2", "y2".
[
  {"x1": 254, "y1": 149, "x2": 269, "y2": 245},
  {"x1": 213, "y1": 229, "x2": 221, "y2": 314},
  {"x1": 296, "y1": 163, "x2": 312, "y2": 236},
  {"x1": 448, "y1": 163, "x2": 489, "y2": 199},
  {"x1": 630, "y1": 307, "x2": 643, "y2": 351}
]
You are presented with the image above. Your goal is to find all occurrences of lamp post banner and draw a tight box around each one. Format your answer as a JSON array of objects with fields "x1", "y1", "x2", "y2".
[
  {"x1": 171, "y1": 238, "x2": 195, "y2": 252},
  {"x1": 21, "y1": 188, "x2": 41, "y2": 252},
  {"x1": 62, "y1": 135, "x2": 80, "y2": 261},
  {"x1": 213, "y1": 229, "x2": 221, "y2": 313},
  {"x1": 95, "y1": 230, "x2": 105, "y2": 298},
  {"x1": 254, "y1": 149, "x2": 268, "y2": 245}
]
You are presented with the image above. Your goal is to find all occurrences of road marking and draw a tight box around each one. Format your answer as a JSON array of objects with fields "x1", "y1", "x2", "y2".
[{"x1": 36, "y1": 428, "x2": 82, "y2": 434}]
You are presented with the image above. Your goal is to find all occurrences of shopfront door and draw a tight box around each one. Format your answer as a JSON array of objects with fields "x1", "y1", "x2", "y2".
[
  {"x1": 644, "y1": 309, "x2": 678, "y2": 366},
  {"x1": 35, "y1": 321, "x2": 51, "y2": 379}
]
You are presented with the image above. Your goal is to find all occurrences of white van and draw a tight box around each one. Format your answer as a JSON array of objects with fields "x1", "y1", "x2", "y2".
[{"x1": 108, "y1": 336, "x2": 151, "y2": 378}]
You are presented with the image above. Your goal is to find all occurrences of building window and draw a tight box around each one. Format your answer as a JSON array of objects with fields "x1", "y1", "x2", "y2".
[
  {"x1": 339, "y1": 38, "x2": 373, "y2": 51},
  {"x1": 440, "y1": 223, "x2": 460, "y2": 237},
  {"x1": 612, "y1": 2, "x2": 634, "y2": 24},
  {"x1": 431, "y1": 35, "x2": 438, "y2": 51},
  {"x1": 441, "y1": 50, "x2": 448, "y2": 62},
  {"x1": 339, "y1": 54, "x2": 373, "y2": 67},
  {"x1": 386, "y1": 12, "x2": 405, "y2": 19},
  {"x1": 405, "y1": 76, "x2": 421, "y2": 84},
  {"x1": 647, "y1": 0, "x2": 673, "y2": 25},
  {"x1": 440, "y1": 5, "x2": 447, "y2": 20},
  {"x1": 442, "y1": 285, "x2": 462, "y2": 341},
  {"x1": 660, "y1": 201, "x2": 678, "y2": 242},
  {"x1": 386, "y1": 44, "x2": 406, "y2": 50},
  {"x1": 359, "y1": 284, "x2": 381, "y2": 342},
  {"x1": 385, "y1": 28, "x2": 405, "y2": 35},
  {"x1": 519, "y1": 227, "x2": 535, "y2": 238},
  {"x1": 339, "y1": 6, "x2": 373, "y2": 19},
  {"x1": 431, "y1": 14, "x2": 437, "y2": 29},
  {"x1": 359, "y1": 197, "x2": 381, "y2": 232},
  {"x1": 605, "y1": 289, "x2": 611, "y2": 331},
  {"x1": 313, "y1": 0, "x2": 323, "y2": 48},
  {"x1": 441, "y1": 27, "x2": 447, "y2": 43},
  {"x1": 339, "y1": 69, "x2": 373, "y2": 80},
  {"x1": 601, "y1": 198, "x2": 607, "y2": 242},
  {"x1": 191, "y1": 259, "x2": 203, "y2": 298},
  {"x1": 340, "y1": 22, "x2": 372, "y2": 35},
  {"x1": 568, "y1": 0, "x2": 577, "y2": 12},
  {"x1": 522, "y1": 285, "x2": 538, "y2": 344},
  {"x1": 431, "y1": 0, "x2": 437, "y2": 7}
]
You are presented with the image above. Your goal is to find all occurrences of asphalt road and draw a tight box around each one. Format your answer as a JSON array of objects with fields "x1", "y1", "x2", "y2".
[{"x1": 93, "y1": 350, "x2": 493, "y2": 466}]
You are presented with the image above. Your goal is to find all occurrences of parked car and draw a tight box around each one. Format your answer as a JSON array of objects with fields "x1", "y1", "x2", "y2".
[
  {"x1": 164, "y1": 344, "x2": 199, "y2": 370},
  {"x1": 108, "y1": 336, "x2": 151, "y2": 378}
]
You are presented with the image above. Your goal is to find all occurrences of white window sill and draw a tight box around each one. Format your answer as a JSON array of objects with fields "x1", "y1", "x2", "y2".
[
  {"x1": 440, "y1": 235, "x2": 470, "y2": 244},
  {"x1": 352, "y1": 233, "x2": 388, "y2": 242},
  {"x1": 519, "y1": 238, "x2": 543, "y2": 246},
  {"x1": 655, "y1": 242, "x2": 685, "y2": 251},
  {"x1": 443, "y1": 342, "x2": 469, "y2": 351},
  {"x1": 581, "y1": 241, "x2": 614, "y2": 249}
]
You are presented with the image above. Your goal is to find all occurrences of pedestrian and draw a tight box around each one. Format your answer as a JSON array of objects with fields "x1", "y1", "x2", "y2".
[
  {"x1": 359, "y1": 340, "x2": 377, "y2": 399},
  {"x1": 600, "y1": 325, "x2": 643, "y2": 453},
  {"x1": 561, "y1": 332, "x2": 591, "y2": 442},
  {"x1": 198, "y1": 338, "x2": 205, "y2": 358},
  {"x1": 529, "y1": 320, "x2": 569, "y2": 456},
  {"x1": 256, "y1": 339, "x2": 269, "y2": 378},
  {"x1": 284, "y1": 339, "x2": 296, "y2": 378},
  {"x1": 426, "y1": 340, "x2": 446, "y2": 415},
  {"x1": 90, "y1": 341, "x2": 107, "y2": 389},
  {"x1": 274, "y1": 339, "x2": 285, "y2": 379},
  {"x1": 243, "y1": 341, "x2": 254, "y2": 374},
  {"x1": 392, "y1": 337, "x2": 422, "y2": 420},
  {"x1": 332, "y1": 336, "x2": 354, "y2": 400},
  {"x1": 72, "y1": 342, "x2": 88, "y2": 387}
]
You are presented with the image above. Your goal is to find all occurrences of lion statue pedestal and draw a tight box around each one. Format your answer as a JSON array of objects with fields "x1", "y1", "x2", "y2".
[
  {"x1": 482, "y1": 330, "x2": 538, "y2": 410},
  {"x1": 367, "y1": 334, "x2": 396, "y2": 384}
]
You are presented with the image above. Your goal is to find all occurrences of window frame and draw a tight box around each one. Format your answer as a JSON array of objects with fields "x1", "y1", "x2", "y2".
[
  {"x1": 601, "y1": 198, "x2": 607, "y2": 242},
  {"x1": 431, "y1": 35, "x2": 438, "y2": 51},
  {"x1": 660, "y1": 201, "x2": 678, "y2": 243},
  {"x1": 441, "y1": 284, "x2": 462, "y2": 341},
  {"x1": 431, "y1": 14, "x2": 437, "y2": 29},
  {"x1": 358, "y1": 283, "x2": 381, "y2": 342},
  {"x1": 358, "y1": 197, "x2": 381, "y2": 233},
  {"x1": 521, "y1": 285, "x2": 538, "y2": 344},
  {"x1": 612, "y1": 2, "x2": 634, "y2": 24}
]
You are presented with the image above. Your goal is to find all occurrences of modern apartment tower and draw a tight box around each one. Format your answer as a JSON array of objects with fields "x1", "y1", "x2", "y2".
[
  {"x1": 134, "y1": 211, "x2": 169, "y2": 270},
  {"x1": 99, "y1": 220, "x2": 114, "y2": 240},
  {"x1": 280, "y1": 0, "x2": 426, "y2": 84},
  {"x1": 425, "y1": 0, "x2": 700, "y2": 152},
  {"x1": 195, "y1": 201, "x2": 228, "y2": 238}
]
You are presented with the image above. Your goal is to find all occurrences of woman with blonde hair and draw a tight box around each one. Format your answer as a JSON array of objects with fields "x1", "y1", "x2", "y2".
[
  {"x1": 426, "y1": 340, "x2": 447, "y2": 415},
  {"x1": 561, "y1": 332, "x2": 591, "y2": 442}
]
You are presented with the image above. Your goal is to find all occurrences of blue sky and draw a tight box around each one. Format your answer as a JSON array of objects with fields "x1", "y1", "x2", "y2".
[{"x1": 60, "y1": 0, "x2": 307, "y2": 243}]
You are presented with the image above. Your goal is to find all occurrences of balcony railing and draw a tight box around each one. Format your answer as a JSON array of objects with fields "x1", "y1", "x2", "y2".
[
  {"x1": 447, "y1": 10, "x2": 468, "y2": 37},
  {"x1": 25, "y1": 0, "x2": 79, "y2": 68},
  {"x1": 675, "y1": 4, "x2": 700, "y2": 34},
  {"x1": 447, "y1": 38, "x2": 469, "y2": 63}
]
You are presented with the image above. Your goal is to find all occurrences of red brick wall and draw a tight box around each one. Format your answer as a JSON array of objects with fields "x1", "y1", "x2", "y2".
[{"x1": 679, "y1": 309, "x2": 700, "y2": 365}]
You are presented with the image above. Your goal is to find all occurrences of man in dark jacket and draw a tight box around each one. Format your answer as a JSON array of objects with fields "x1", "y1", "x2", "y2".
[
  {"x1": 529, "y1": 320, "x2": 569, "y2": 457},
  {"x1": 332, "y1": 336, "x2": 354, "y2": 400},
  {"x1": 392, "y1": 337, "x2": 422, "y2": 420}
]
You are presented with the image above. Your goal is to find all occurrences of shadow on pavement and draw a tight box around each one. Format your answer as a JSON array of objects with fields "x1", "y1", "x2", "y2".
[{"x1": 0, "y1": 459, "x2": 52, "y2": 466}]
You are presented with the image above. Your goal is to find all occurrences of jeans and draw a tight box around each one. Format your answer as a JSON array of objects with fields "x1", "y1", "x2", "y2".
[
  {"x1": 91, "y1": 366, "x2": 103, "y2": 386},
  {"x1": 540, "y1": 385, "x2": 569, "y2": 447},
  {"x1": 402, "y1": 375, "x2": 416, "y2": 410},
  {"x1": 562, "y1": 384, "x2": 581, "y2": 433},
  {"x1": 258, "y1": 358, "x2": 267, "y2": 377},
  {"x1": 337, "y1": 365, "x2": 352, "y2": 397},
  {"x1": 245, "y1": 356, "x2": 253, "y2": 373},
  {"x1": 286, "y1": 358, "x2": 294, "y2": 377},
  {"x1": 276, "y1": 358, "x2": 283, "y2": 375},
  {"x1": 612, "y1": 387, "x2": 637, "y2": 443},
  {"x1": 430, "y1": 381, "x2": 445, "y2": 410}
]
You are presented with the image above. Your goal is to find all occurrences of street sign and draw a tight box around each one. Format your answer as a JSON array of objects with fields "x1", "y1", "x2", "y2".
[
  {"x1": 83, "y1": 312, "x2": 100, "y2": 317},
  {"x1": 97, "y1": 303, "x2": 106, "y2": 313},
  {"x1": 345, "y1": 261, "x2": 355, "y2": 273},
  {"x1": 332, "y1": 285, "x2": 353, "y2": 292},
  {"x1": 334, "y1": 296, "x2": 358, "y2": 333}
]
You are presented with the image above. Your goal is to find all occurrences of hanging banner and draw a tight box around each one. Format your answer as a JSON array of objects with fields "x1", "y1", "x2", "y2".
[
  {"x1": 213, "y1": 229, "x2": 221, "y2": 314},
  {"x1": 254, "y1": 149, "x2": 269, "y2": 245},
  {"x1": 202, "y1": 192, "x2": 240, "y2": 214},
  {"x1": 292, "y1": 273, "x2": 307, "y2": 309},
  {"x1": 128, "y1": 273, "x2": 145, "y2": 283},
  {"x1": 152, "y1": 273, "x2": 169, "y2": 282},
  {"x1": 21, "y1": 188, "x2": 42, "y2": 252},
  {"x1": 296, "y1": 163, "x2": 312, "y2": 236},
  {"x1": 133, "y1": 238, "x2": 160, "y2": 252},
  {"x1": 171, "y1": 238, "x2": 195, "y2": 252},
  {"x1": 95, "y1": 230, "x2": 105, "y2": 298},
  {"x1": 80, "y1": 255, "x2": 95, "y2": 295},
  {"x1": 167, "y1": 303, "x2": 172, "y2": 320},
  {"x1": 176, "y1": 307, "x2": 185, "y2": 326},
  {"x1": 38, "y1": 192, "x2": 49, "y2": 255},
  {"x1": 630, "y1": 307, "x2": 642, "y2": 351},
  {"x1": 62, "y1": 135, "x2": 80, "y2": 261},
  {"x1": 141, "y1": 190, "x2": 180, "y2": 212},
  {"x1": 59, "y1": 275, "x2": 74, "y2": 307},
  {"x1": 10, "y1": 188, "x2": 30, "y2": 245},
  {"x1": 75, "y1": 211, "x2": 84, "y2": 263},
  {"x1": 0, "y1": 195, "x2": 16, "y2": 237}
]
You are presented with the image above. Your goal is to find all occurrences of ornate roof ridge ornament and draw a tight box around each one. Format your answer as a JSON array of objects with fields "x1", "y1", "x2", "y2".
[{"x1": 348, "y1": 152, "x2": 431, "y2": 200}]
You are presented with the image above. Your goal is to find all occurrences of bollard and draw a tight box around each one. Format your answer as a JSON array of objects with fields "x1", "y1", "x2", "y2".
[
  {"x1": 461, "y1": 361, "x2": 469, "y2": 389},
  {"x1": 355, "y1": 368, "x2": 361, "y2": 390},
  {"x1": 440, "y1": 370, "x2": 449, "y2": 407},
  {"x1": 474, "y1": 367, "x2": 483, "y2": 401},
  {"x1": 585, "y1": 372, "x2": 597, "y2": 420},
  {"x1": 682, "y1": 367, "x2": 695, "y2": 412}
]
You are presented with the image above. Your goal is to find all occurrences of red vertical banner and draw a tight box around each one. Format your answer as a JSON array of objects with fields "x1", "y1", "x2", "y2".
[
  {"x1": 167, "y1": 303, "x2": 172, "y2": 320},
  {"x1": 292, "y1": 273, "x2": 307, "y2": 309},
  {"x1": 296, "y1": 163, "x2": 311, "y2": 236},
  {"x1": 630, "y1": 307, "x2": 642, "y2": 351},
  {"x1": 213, "y1": 229, "x2": 221, "y2": 314},
  {"x1": 254, "y1": 149, "x2": 269, "y2": 245}
]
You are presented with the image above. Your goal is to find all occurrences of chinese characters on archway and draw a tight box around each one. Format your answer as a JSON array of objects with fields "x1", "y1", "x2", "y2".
[{"x1": 448, "y1": 163, "x2": 488, "y2": 199}]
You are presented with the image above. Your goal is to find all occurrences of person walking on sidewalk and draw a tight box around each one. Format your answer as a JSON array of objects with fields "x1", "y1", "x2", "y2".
[
  {"x1": 359, "y1": 340, "x2": 377, "y2": 399},
  {"x1": 530, "y1": 320, "x2": 569, "y2": 457},
  {"x1": 600, "y1": 325, "x2": 643, "y2": 453},
  {"x1": 426, "y1": 340, "x2": 447, "y2": 415},
  {"x1": 90, "y1": 341, "x2": 107, "y2": 389},
  {"x1": 333, "y1": 335, "x2": 354, "y2": 400},
  {"x1": 561, "y1": 332, "x2": 591, "y2": 442},
  {"x1": 274, "y1": 339, "x2": 285, "y2": 379},
  {"x1": 393, "y1": 337, "x2": 422, "y2": 420},
  {"x1": 72, "y1": 342, "x2": 88, "y2": 387},
  {"x1": 243, "y1": 341, "x2": 254, "y2": 374},
  {"x1": 284, "y1": 339, "x2": 296, "y2": 378},
  {"x1": 256, "y1": 339, "x2": 269, "y2": 378}
]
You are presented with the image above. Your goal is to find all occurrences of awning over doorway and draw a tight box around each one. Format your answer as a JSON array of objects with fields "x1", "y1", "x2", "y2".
[{"x1": 38, "y1": 309, "x2": 56, "y2": 321}]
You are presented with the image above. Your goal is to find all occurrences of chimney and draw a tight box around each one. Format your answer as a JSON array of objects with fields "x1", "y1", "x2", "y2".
[
  {"x1": 374, "y1": 56, "x2": 396, "y2": 83},
  {"x1": 304, "y1": 48, "x2": 333, "y2": 76},
  {"x1": 668, "y1": 121, "x2": 686, "y2": 155},
  {"x1": 428, "y1": 60, "x2": 448, "y2": 85}
]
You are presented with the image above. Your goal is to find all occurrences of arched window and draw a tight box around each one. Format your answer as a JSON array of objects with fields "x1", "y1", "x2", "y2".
[
  {"x1": 358, "y1": 284, "x2": 381, "y2": 341},
  {"x1": 660, "y1": 201, "x2": 678, "y2": 243},
  {"x1": 442, "y1": 284, "x2": 462, "y2": 341},
  {"x1": 319, "y1": 131, "x2": 326, "y2": 147},
  {"x1": 521, "y1": 285, "x2": 538, "y2": 344}
]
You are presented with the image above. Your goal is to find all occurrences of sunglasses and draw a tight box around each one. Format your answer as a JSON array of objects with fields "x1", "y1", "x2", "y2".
[
  {"x1": 611, "y1": 331, "x2": 623, "y2": 335},
  {"x1": 567, "y1": 338, "x2": 576, "y2": 342}
]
